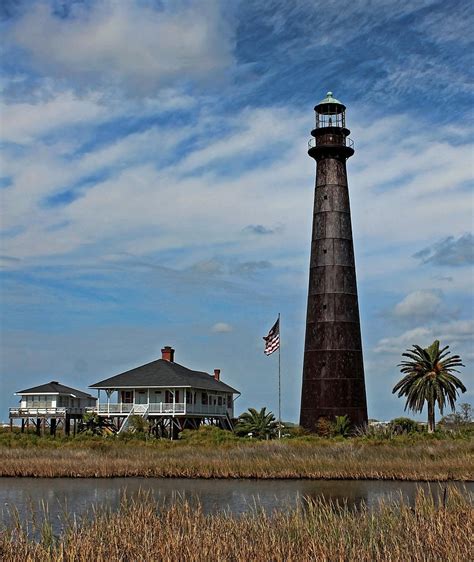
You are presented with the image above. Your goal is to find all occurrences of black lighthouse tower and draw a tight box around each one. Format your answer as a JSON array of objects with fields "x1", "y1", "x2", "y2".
[{"x1": 300, "y1": 92, "x2": 368, "y2": 429}]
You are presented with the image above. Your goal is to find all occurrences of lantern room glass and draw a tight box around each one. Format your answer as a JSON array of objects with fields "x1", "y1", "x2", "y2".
[{"x1": 315, "y1": 106, "x2": 346, "y2": 129}]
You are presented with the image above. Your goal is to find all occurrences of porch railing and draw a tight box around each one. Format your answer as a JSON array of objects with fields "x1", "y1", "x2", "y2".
[
  {"x1": 9, "y1": 407, "x2": 71, "y2": 417},
  {"x1": 94, "y1": 403, "x2": 229, "y2": 416}
]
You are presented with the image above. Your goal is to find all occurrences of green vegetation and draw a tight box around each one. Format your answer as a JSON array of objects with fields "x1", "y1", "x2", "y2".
[
  {"x1": 393, "y1": 340, "x2": 466, "y2": 432},
  {"x1": 235, "y1": 407, "x2": 278, "y2": 439},
  {"x1": 389, "y1": 417, "x2": 420, "y2": 434},
  {"x1": 1, "y1": 488, "x2": 472, "y2": 561},
  {"x1": 0, "y1": 427, "x2": 472, "y2": 480},
  {"x1": 440, "y1": 403, "x2": 473, "y2": 430}
]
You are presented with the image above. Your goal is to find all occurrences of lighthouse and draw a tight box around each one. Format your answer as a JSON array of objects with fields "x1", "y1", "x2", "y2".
[{"x1": 300, "y1": 92, "x2": 368, "y2": 430}]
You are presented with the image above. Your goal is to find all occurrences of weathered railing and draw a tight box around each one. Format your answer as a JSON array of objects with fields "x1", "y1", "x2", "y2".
[
  {"x1": 308, "y1": 137, "x2": 354, "y2": 149},
  {"x1": 9, "y1": 407, "x2": 69, "y2": 417}
]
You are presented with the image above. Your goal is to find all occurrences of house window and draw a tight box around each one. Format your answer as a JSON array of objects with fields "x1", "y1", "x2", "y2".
[
  {"x1": 186, "y1": 390, "x2": 192, "y2": 404},
  {"x1": 202, "y1": 393, "x2": 208, "y2": 405},
  {"x1": 217, "y1": 396, "x2": 223, "y2": 406},
  {"x1": 121, "y1": 391, "x2": 133, "y2": 404},
  {"x1": 227, "y1": 395, "x2": 232, "y2": 408}
]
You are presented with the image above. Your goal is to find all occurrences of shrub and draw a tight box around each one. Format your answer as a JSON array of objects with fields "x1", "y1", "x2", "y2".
[
  {"x1": 389, "y1": 417, "x2": 419, "y2": 435},
  {"x1": 128, "y1": 415, "x2": 150, "y2": 434},
  {"x1": 333, "y1": 415, "x2": 351, "y2": 437},
  {"x1": 315, "y1": 417, "x2": 335, "y2": 438}
]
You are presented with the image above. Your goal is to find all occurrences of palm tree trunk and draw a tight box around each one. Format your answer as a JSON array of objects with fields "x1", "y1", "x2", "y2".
[{"x1": 427, "y1": 400, "x2": 435, "y2": 433}]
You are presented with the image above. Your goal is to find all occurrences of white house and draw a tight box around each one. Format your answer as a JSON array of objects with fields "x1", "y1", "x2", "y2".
[
  {"x1": 9, "y1": 381, "x2": 96, "y2": 435},
  {"x1": 89, "y1": 346, "x2": 240, "y2": 437}
]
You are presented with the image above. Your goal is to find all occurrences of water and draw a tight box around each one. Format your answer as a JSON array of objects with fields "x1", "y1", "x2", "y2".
[{"x1": 0, "y1": 478, "x2": 472, "y2": 535}]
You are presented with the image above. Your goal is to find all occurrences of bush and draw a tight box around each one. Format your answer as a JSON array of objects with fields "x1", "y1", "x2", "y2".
[
  {"x1": 128, "y1": 415, "x2": 149, "y2": 434},
  {"x1": 334, "y1": 415, "x2": 351, "y2": 437},
  {"x1": 315, "y1": 417, "x2": 335, "y2": 438},
  {"x1": 389, "y1": 417, "x2": 419, "y2": 435}
]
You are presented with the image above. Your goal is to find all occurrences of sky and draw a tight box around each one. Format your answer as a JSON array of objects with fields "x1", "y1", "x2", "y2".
[{"x1": 0, "y1": 0, "x2": 473, "y2": 423}]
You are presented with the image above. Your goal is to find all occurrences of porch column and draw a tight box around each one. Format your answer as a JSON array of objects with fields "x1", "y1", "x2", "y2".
[{"x1": 172, "y1": 388, "x2": 175, "y2": 415}]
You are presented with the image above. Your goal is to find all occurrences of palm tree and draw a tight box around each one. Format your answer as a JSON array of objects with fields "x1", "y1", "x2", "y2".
[
  {"x1": 235, "y1": 407, "x2": 278, "y2": 439},
  {"x1": 393, "y1": 340, "x2": 466, "y2": 433}
]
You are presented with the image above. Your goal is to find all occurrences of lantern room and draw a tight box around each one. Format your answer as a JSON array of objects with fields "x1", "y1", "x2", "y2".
[{"x1": 314, "y1": 91, "x2": 346, "y2": 129}]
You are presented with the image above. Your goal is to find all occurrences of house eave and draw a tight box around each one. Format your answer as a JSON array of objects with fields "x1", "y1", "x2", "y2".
[{"x1": 90, "y1": 384, "x2": 240, "y2": 394}]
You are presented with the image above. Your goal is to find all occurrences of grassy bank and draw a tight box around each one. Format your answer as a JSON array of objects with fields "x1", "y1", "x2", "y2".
[
  {"x1": 0, "y1": 430, "x2": 472, "y2": 480},
  {"x1": 1, "y1": 488, "x2": 472, "y2": 561}
]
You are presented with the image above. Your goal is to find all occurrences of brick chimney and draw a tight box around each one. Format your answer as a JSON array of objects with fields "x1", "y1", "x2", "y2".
[
  {"x1": 161, "y1": 346, "x2": 175, "y2": 362},
  {"x1": 214, "y1": 369, "x2": 220, "y2": 381}
]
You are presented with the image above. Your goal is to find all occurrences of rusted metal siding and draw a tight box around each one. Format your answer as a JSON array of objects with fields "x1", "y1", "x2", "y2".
[{"x1": 300, "y1": 121, "x2": 368, "y2": 430}]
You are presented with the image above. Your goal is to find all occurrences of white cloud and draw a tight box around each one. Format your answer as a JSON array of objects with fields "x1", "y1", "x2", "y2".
[
  {"x1": 394, "y1": 290, "x2": 442, "y2": 317},
  {"x1": 8, "y1": 1, "x2": 235, "y2": 95},
  {"x1": 0, "y1": 99, "x2": 472, "y2": 320},
  {"x1": 374, "y1": 320, "x2": 474, "y2": 354},
  {"x1": 0, "y1": 86, "x2": 195, "y2": 145},
  {"x1": 0, "y1": 90, "x2": 106, "y2": 144},
  {"x1": 0, "y1": 104, "x2": 310, "y2": 262},
  {"x1": 211, "y1": 322, "x2": 233, "y2": 333}
]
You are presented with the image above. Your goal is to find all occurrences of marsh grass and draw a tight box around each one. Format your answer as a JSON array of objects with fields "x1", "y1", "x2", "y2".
[
  {"x1": 0, "y1": 430, "x2": 472, "y2": 480},
  {"x1": 0, "y1": 488, "x2": 472, "y2": 561}
]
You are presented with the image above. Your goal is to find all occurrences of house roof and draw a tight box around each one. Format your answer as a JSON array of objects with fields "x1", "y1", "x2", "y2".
[
  {"x1": 90, "y1": 359, "x2": 239, "y2": 394},
  {"x1": 16, "y1": 381, "x2": 95, "y2": 399}
]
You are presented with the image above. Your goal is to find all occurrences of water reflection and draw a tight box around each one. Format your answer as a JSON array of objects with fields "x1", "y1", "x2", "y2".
[{"x1": 0, "y1": 478, "x2": 472, "y2": 535}]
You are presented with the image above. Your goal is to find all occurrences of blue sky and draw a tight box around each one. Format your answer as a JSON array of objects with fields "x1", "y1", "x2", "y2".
[{"x1": 1, "y1": 0, "x2": 473, "y2": 423}]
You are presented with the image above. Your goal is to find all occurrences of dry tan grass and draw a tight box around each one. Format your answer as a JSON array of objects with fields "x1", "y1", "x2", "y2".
[
  {"x1": 0, "y1": 437, "x2": 473, "y2": 480},
  {"x1": 0, "y1": 488, "x2": 472, "y2": 561}
]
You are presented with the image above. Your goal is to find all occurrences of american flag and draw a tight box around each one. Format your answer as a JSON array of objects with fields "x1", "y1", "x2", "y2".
[{"x1": 263, "y1": 318, "x2": 280, "y2": 355}]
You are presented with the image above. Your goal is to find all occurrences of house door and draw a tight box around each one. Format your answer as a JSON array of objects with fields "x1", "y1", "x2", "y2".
[
  {"x1": 136, "y1": 391, "x2": 147, "y2": 404},
  {"x1": 165, "y1": 390, "x2": 180, "y2": 403}
]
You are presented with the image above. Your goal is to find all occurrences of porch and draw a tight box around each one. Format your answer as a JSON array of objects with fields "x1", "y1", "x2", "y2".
[
  {"x1": 92, "y1": 402, "x2": 229, "y2": 417},
  {"x1": 9, "y1": 407, "x2": 85, "y2": 418}
]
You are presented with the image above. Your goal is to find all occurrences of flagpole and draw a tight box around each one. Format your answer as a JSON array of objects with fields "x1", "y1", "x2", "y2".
[{"x1": 278, "y1": 312, "x2": 281, "y2": 439}]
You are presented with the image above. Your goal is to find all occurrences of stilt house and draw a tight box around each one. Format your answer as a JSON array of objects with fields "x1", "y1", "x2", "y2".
[
  {"x1": 89, "y1": 346, "x2": 239, "y2": 437},
  {"x1": 9, "y1": 381, "x2": 96, "y2": 435}
]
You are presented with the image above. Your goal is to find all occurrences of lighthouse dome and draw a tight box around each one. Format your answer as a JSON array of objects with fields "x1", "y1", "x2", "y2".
[{"x1": 318, "y1": 91, "x2": 343, "y2": 105}]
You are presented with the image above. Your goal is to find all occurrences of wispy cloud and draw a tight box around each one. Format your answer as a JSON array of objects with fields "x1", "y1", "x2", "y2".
[
  {"x1": 242, "y1": 224, "x2": 282, "y2": 235},
  {"x1": 211, "y1": 322, "x2": 233, "y2": 333},
  {"x1": 414, "y1": 234, "x2": 474, "y2": 267},
  {"x1": 393, "y1": 290, "x2": 442, "y2": 318},
  {"x1": 374, "y1": 320, "x2": 474, "y2": 355},
  {"x1": 7, "y1": 1, "x2": 236, "y2": 95}
]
